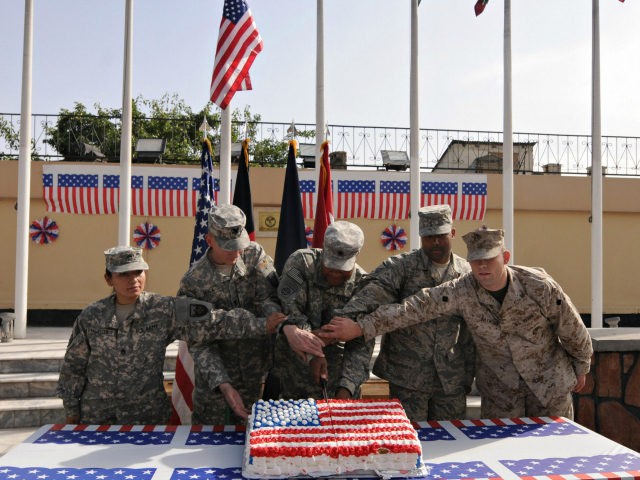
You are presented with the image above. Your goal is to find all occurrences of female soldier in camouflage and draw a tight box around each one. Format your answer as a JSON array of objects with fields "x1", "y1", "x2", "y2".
[{"x1": 57, "y1": 245, "x2": 285, "y2": 425}]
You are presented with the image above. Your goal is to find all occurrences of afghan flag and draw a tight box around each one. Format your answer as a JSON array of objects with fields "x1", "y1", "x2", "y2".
[{"x1": 232, "y1": 139, "x2": 256, "y2": 240}]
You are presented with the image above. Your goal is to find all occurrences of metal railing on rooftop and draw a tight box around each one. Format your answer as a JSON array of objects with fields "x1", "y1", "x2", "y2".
[{"x1": 1, "y1": 112, "x2": 639, "y2": 176}]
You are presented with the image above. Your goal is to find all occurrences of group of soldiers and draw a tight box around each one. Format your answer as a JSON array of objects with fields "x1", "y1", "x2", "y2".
[{"x1": 57, "y1": 202, "x2": 593, "y2": 425}]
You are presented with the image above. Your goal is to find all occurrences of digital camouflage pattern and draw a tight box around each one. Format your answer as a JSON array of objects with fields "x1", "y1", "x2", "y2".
[
  {"x1": 178, "y1": 242, "x2": 280, "y2": 425},
  {"x1": 418, "y1": 205, "x2": 453, "y2": 236},
  {"x1": 462, "y1": 227, "x2": 505, "y2": 261},
  {"x1": 275, "y1": 248, "x2": 372, "y2": 399},
  {"x1": 357, "y1": 265, "x2": 593, "y2": 419},
  {"x1": 339, "y1": 249, "x2": 474, "y2": 421},
  {"x1": 56, "y1": 292, "x2": 271, "y2": 424}
]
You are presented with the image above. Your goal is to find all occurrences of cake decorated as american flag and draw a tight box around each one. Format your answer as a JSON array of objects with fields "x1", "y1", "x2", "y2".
[{"x1": 243, "y1": 398, "x2": 427, "y2": 478}]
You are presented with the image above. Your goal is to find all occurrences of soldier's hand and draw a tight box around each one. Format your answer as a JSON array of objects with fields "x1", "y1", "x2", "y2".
[
  {"x1": 317, "y1": 317, "x2": 363, "y2": 342},
  {"x1": 219, "y1": 382, "x2": 250, "y2": 419},
  {"x1": 334, "y1": 387, "x2": 352, "y2": 399},
  {"x1": 283, "y1": 325, "x2": 325, "y2": 359},
  {"x1": 572, "y1": 374, "x2": 587, "y2": 393},
  {"x1": 310, "y1": 356, "x2": 328, "y2": 386},
  {"x1": 66, "y1": 415, "x2": 80, "y2": 424},
  {"x1": 265, "y1": 312, "x2": 287, "y2": 334},
  {"x1": 312, "y1": 329, "x2": 337, "y2": 346}
]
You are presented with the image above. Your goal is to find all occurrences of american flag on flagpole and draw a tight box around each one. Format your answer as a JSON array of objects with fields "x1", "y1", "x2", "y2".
[
  {"x1": 170, "y1": 140, "x2": 217, "y2": 425},
  {"x1": 210, "y1": 0, "x2": 264, "y2": 110}
]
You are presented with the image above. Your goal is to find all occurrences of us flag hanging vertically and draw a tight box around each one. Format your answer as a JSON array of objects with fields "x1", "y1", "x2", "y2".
[
  {"x1": 210, "y1": 0, "x2": 264, "y2": 110},
  {"x1": 170, "y1": 139, "x2": 217, "y2": 425}
]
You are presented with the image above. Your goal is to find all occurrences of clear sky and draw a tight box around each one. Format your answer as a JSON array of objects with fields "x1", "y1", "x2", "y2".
[{"x1": 1, "y1": 0, "x2": 638, "y2": 136}]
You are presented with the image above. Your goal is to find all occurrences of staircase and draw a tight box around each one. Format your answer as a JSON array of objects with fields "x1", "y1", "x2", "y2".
[
  {"x1": 0, "y1": 328, "x2": 177, "y2": 428},
  {"x1": 0, "y1": 328, "x2": 479, "y2": 429}
]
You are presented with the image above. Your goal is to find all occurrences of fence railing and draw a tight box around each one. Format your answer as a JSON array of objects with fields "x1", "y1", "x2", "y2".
[{"x1": 1, "y1": 113, "x2": 639, "y2": 176}]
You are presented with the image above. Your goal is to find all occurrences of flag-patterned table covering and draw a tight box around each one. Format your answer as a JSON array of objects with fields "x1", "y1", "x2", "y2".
[{"x1": 1, "y1": 417, "x2": 638, "y2": 480}]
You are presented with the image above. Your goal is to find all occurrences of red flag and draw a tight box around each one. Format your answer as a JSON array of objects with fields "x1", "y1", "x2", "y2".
[
  {"x1": 210, "y1": 0, "x2": 264, "y2": 110},
  {"x1": 474, "y1": 0, "x2": 488, "y2": 16},
  {"x1": 311, "y1": 141, "x2": 334, "y2": 248},
  {"x1": 232, "y1": 139, "x2": 256, "y2": 240}
]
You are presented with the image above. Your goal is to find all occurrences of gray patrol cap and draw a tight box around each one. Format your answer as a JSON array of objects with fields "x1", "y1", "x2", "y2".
[
  {"x1": 208, "y1": 204, "x2": 250, "y2": 251},
  {"x1": 462, "y1": 226, "x2": 505, "y2": 261},
  {"x1": 104, "y1": 246, "x2": 149, "y2": 273},
  {"x1": 418, "y1": 205, "x2": 453, "y2": 237},
  {"x1": 322, "y1": 221, "x2": 365, "y2": 271}
]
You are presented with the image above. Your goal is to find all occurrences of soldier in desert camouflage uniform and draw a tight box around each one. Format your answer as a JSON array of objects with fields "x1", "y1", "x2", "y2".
[
  {"x1": 57, "y1": 246, "x2": 285, "y2": 425},
  {"x1": 337, "y1": 205, "x2": 474, "y2": 421},
  {"x1": 179, "y1": 204, "x2": 324, "y2": 425},
  {"x1": 274, "y1": 221, "x2": 373, "y2": 400},
  {"x1": 321, "y1": 227, "x2": 593, "y2": 420}
]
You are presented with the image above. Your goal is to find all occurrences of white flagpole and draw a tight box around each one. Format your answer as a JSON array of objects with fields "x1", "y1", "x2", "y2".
[
  {"x1": 219, "y1": 106, "x2": 232, "y2": 205},
  {"x1": 503, "y1": 0, "x2": 514, "y2": 262},
  {"x1": 409, "y1": 0, "x2": 420, "y2": 250},
  {"x1": 14, "y1": 0, "x2": 34, "y2": 339},
  {"x1": 316, "y1": 0, "x2": 326, "y2": 184},
  {"x1": 591, "y1": 0, "x2": 603, "y2": 328},
  {"x1": 118, "y1": 0, "x2": 134, "y2": 246}
]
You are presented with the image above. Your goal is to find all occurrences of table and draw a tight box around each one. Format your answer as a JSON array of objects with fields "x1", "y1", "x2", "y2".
[{"x1": 1, "y1": 417, "x2": 639, "y2": 479}]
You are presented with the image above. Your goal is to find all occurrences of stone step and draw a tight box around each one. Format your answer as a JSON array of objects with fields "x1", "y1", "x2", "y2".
[{"x1": 0, "y1": 397, "x2": 65, "y2": 429}]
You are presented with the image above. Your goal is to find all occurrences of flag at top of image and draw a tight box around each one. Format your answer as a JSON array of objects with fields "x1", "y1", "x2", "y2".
[{"x1": 210, "y1": 0, "x2": 264, "y2": 110}]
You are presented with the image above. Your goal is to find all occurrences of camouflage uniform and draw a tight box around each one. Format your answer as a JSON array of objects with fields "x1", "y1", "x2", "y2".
[
  {"x1": 57, "y1": 292, "x2": 270, "y2": 424},
  {"x1": 355, "y1": 265, "x2": 593, "y2": 419},
  {"x1": 179, "y1": 242, "x2": 280, "y2": 425},
  {"x1": 275, "y1": 248, "x2": 373, "y2": 399}
]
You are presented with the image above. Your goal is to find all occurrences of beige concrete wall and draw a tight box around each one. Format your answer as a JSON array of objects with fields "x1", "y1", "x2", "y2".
[{"x1": 1, "y1": 160, "x2": 639, "y2": 314}]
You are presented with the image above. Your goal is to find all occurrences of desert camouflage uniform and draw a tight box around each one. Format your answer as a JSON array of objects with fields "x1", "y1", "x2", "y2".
[
  {"x1": 274, "y1": 249, "x2": 373, "y2": 399},
  {"x1": 57, "y1": 292, "x2": 270, "y2": 424},
  {"x1": 356, "y1": 265, "x2": 593, "y2": 419},
  {"x1": 179, "y1": 242, "x2": 280, "y2": 425},
  {"x1": 339, "y1": 249, "x2": 474, "y2": 421}
]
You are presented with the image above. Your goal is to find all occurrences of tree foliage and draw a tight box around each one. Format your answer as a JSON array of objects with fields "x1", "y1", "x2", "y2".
[{"x1": 42, "y1": 94, "x2": 289, "y2": 165}]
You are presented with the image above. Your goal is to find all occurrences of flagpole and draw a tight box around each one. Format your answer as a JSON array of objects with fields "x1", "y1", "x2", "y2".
[
  {"x1": 220, "y1": 106, "x2": 232, "y2": 205},
  {"x1": 591, "y1": 0, "x2": 603, "y2": 328},
  {"x1": 14, "y1": 0, "x2": 34, "y2": 339},
  {"x1": 315, "y1": 0, "x2": 325, "y2": 190},
  {"x1": 409, "y1": 0, "x2": 420, "y2": 250},
  {"x1": 502, "y1": 0, "x2": 514, "y2": 262},
  {"x1": 118, "y1": 0, "x2": 133, "y2": 246}
]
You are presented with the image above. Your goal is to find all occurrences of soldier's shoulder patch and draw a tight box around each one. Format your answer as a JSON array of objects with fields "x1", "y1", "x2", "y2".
[{"x1": 279, "y1": 267, "x2": 306, "y2": 299}]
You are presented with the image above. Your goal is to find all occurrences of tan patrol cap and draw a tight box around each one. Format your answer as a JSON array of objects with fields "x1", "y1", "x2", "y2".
[{"x1": 462, "y1": 226, "x2": 505, "y2": 261}]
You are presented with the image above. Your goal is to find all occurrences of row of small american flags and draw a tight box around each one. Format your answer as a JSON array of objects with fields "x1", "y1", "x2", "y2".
[
  {"x1": 3, "y1": 417, "x2": 638, "y2": 480},
  {"x1": 42, "y1": 165, "x2": 487, "y2": 221}
]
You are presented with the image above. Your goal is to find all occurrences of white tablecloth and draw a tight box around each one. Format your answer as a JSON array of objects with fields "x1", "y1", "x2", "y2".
[{"x1": 1, "y1": 417, "x2": 638, "y2": 479}]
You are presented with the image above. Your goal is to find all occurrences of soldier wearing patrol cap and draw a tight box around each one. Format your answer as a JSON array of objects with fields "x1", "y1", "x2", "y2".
[
  {"x1": 179, "y1": 204, "x2": 323, "y2": 424},
  {"x1": 321, "y1": 226, "x2": 593, "y2": 420},
  {"x1": 273, "y1": 221, "x2": 373, "y2": 400},
  {"x1": 334, "y1": 205, "x2": 475, "y2": 421},
  {"x1": 57, "y1": 245, "x2": 288, "y2": 425}
]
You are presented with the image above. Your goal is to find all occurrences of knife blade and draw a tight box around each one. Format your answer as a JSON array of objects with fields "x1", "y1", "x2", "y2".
[{"x1": 320, "y1": 378, "x2": 336, "y2": 435}]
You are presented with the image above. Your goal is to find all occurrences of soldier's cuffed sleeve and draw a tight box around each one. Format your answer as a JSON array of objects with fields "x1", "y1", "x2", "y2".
[
  {"x1": 56, "y1": 318, "x2": 90, "y2": 418},
  {"x1": 338, "y1": 336, "x2": 375, "y2": 395}
]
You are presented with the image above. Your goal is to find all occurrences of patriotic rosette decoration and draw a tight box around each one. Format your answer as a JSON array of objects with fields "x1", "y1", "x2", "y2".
[
  {"x1": 133, "y1": 222, "x2": 161, "y2": 250},
  {"x1": 29, "y1": 216, "x2": 59, "y2": 245},
  {"x1": 305, "y1": 226, "x2": 314, "y2": 247},
  {"x1": 381, "y1": 224, "x2": 407, "y2": 251}
]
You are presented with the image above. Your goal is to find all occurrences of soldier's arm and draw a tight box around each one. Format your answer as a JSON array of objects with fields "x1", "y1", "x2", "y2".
[
  {"x1": 322, "y1": 280, "x2": 462, "y2": 342},
  {"x1": 188, "y1": 342, "x2": 230, "y2": 391},
  {"x1": 277, "y1": 252, "x2": 313, "y2": 331},
  {"x1": 173, "y1": 297, "x2": 284, "y2": 343},
  {"x1": 545, "y1": 281, "x2": 593, "y2": 376},
  {"x1": 337, "y1": 336, "x2": 375, "y2": 398},
  {"x1": 338, "y1": 259, "x2": 406, "y2": 319},
  {"x1": 56, "y1": 315, "x2": 90, "y2": 421},
  {"x1": 253, "y1": 245, "x2": 282, "y2": 317}
]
